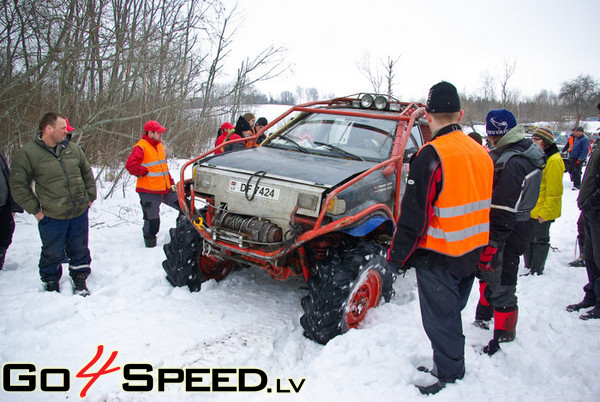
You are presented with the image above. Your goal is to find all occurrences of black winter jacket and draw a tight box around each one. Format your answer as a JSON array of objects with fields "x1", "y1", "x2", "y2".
[
  {"x1": 578, "y1": 142, "x2": 600, "y2": 210},
  {"x1": 0, "y1": 152, "x2": 23, "y2": 213},
  {"x1": 488, "y1": 128, "x2": 545, "y2": 248}
]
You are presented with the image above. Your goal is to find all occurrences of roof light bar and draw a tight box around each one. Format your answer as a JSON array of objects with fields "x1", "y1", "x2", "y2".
[{"x1": 360, "y1": 94, "x2": 374, "y2": 108}]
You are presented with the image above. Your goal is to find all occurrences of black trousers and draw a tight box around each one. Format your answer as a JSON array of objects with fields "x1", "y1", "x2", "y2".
[
  {"x1": 480, "y1": 219, "x2": 532, "y2": 309},
  {"x1": 0, "y1": 204, "x2": 15, "y2": 249},
  {"x1": 415, "y1": 267, "x2": 474, "y2": 383},
  {"x1": 582, "y1": 206, "x2": 600, "y2": 307},
  {"x1": 570, "y1": 160, "x2": 583, "y2": 187},
  {"x1": 138, "y1": 191, "x2": 181, "y2": 238},
  {"x1": 524, "y1": 219, "x2": 553, "y2": 274}
]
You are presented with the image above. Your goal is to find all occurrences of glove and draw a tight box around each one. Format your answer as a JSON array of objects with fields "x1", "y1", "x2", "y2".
[
  {"x1": 477, "y1": 246, "x2": 498, "y2": 272},
  {"x1": 170, "y1": 184, "x2": 177, "y2": 192},
  {"x1": 387, "y1": 260, "x2": 407, "y2": 275}
]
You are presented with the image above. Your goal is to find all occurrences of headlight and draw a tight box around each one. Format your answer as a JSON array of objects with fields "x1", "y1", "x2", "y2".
[
  {"x1": 389, "y1": 103, "x2": 401, "y2": 112},
  {"x1": 360, "y1": 94, "x2": 374, "y2": 108},
  {"x1": 326, "y1": 196, "x2": 346, "y2": 215},
  {"x1": 196, "y1": 173, "x2": 211, "y2": 189},
  {"x1": 374, "y1": 96, "x2": 388, "y2": 110},
  {"x1": 297, "y1": 193, "x2": 319, "y2": 211}
]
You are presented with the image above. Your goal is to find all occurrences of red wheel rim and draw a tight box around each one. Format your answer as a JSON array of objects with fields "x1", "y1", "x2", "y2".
[
  {"x1": 199, "y1": 255, "x2": 233, "y2": 281},
  {"x1": 345, "y1": 270, "x2": 382, "y2": 329}
]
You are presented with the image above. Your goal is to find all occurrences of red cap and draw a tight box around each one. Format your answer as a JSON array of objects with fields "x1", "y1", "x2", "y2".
[
  {"x1": 143, "y1": 120, "x2": 167, "y2": 133},
  {"x1": 221, "y1": 122, "x2": 234, "y2": 130},
  {"x1": 65, "y1": 119, "x2": 76, "y2": 132}
]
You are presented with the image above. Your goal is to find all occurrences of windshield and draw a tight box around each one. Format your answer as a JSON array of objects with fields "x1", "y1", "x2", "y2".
[{"x1": 265, "y1": 112, "x2": 399, "y2": 162}]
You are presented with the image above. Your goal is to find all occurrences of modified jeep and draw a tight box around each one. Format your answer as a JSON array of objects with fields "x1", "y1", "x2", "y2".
[{"x1": 163, "y1": 94, "x2": 431, "y2": 344}]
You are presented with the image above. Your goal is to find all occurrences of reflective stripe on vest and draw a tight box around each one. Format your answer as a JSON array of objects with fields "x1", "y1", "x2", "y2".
[
  {"x1": 135, "y1": 139, "x2": 170, "y2": 192},
  {"x1": 420, "y1": 131, "x2": 494, "y2": 256}
]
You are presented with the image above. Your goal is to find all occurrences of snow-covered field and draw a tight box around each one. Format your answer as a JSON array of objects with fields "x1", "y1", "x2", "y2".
[{"x1": 1, "y1": 160, "x2": 599, "y2": 401}]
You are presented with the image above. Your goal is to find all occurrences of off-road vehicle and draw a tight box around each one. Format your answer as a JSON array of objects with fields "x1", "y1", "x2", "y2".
[{"x1": 163, "y1": 94, "x2": 431, "y2": 344}]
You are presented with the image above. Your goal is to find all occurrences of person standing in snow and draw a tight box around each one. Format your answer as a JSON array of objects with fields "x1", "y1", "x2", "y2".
[
  {"x1": 125, "y1": 120, "x2": 181, "y2": 248},
  {"x1": 473, "y1": 109, "x2": 544, "y2": 355},
  {"x1": 569, "y1": 126, "x2": 590, "y2": 190},
  {"x1": 10, "y1": 112, "x2": 96, "y2": 295},
  {"x1": 524, "y1": 127, "x2": 564, "y2": 275},
  {"x1": 567, "y1": 102, "x2": 600, "y2": 320},
  {"x1": 387, "y1": 81, "x2": 494, "y2": 395},
  {"x1": 0, "y1": 150, "x2": 23, "y2": 270}
]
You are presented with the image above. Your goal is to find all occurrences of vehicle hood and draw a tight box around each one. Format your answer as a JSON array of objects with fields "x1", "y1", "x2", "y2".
[{"x1": 202, "y1": 146, "x2": 377, "y2": 187}]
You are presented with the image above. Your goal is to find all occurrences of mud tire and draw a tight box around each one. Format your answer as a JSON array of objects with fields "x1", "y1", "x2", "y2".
[
  {"x1": 162, "y1": 216, "x2": 233, "y2": 292},
  {"x1": 300, "y1": 241, "x2": 395, "y2": 344}
]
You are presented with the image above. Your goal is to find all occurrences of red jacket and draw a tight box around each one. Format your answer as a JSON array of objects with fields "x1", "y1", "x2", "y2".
[{"x1": 214, "y1": 132, "x2": 243, "y2": 154}]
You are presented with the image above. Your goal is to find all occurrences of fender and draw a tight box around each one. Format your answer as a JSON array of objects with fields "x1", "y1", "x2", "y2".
[{"x1": 341, "y1": 216, "x2": 393, "y2": 237}]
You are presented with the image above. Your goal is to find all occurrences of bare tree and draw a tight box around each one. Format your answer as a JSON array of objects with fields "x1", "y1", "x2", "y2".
[
  {"x1": 384, "y1": 56, "x2": 401, "y2": 97},
  {"x1": 357, "y1": 52, "x2": 383, "y2": 94},
  {"x1": 0, "y1": 0, "x2": 219, "y2": 164},
  {"x1": 479, "y1": 70, "x2": 496, "y2": 102},
  {"x1": 279, "y1": 91, "x2": 296, "y2": 105},
  {"x1": 229, "y1": 44, "x2": 287, "y2": 121},
  {"x1": 499, "y1": 58, "x2": 517, "y2": 108},
  {"x1": 559, "y1": 74, "x2": 600, "y2": 127},
  {"x1": 305, "y1": 87, "x2": 320, "y2": 102}
]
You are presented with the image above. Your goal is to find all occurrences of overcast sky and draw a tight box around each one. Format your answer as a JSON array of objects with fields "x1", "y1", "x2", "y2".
[{"x1": 222, "y1": 0, "x2": 599, "y2": 102}]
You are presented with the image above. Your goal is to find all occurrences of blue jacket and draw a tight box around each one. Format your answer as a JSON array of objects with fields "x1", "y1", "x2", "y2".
[{"x1": 570, "y1": 135, "x2": 590, "y2": 161}]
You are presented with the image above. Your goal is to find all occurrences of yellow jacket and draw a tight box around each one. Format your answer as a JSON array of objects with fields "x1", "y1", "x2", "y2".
[{"x1": 530, "y1": 149, "x2": 564, "y2": 221}]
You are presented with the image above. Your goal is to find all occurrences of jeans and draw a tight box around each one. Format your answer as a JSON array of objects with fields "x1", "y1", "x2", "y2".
[{"x1": 38, "y1": 209, "x2": 91, "y2": 282}]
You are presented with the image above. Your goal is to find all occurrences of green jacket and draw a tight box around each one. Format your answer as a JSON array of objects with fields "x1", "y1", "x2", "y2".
[
  {"x1": 10, "y1": 132, "x2": 96, "y2": 219},
  {"x1": 530, "y1": 144, "x2": 564, "y2": 221}
]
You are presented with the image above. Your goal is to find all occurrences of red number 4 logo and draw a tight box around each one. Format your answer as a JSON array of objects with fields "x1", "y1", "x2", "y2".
[{"x1": 76, "y1": 345, "x2": 121, "y2": 398}]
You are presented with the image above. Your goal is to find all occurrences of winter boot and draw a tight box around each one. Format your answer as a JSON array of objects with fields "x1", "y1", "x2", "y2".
[
  {"x1": 144, "y1": 236, "x2": 157, "y2": 248},
  {"x1": 416, "y1": 380, "x2": 446, "y2": 395},
  {"x1": 72, "y1": 274, "x2": 90, "y2": 297},
  {"x1": 493, "y1": 307, "x2": 518, "y2": 343},
  {"x1": 0, "y1": 246, "x2": 7, "y2": 270},
  {"x1": 568, "y1": 257, "x2": 585, "y2": 267},
  {"x1": 142, "y1": 218, "x2": 160, "y2": 248},
  {"x1": 482, "y1": 339, "x2": 501, "y2": 355},
  {"x1": 473, "y1": 281, "x2": 493, "y2": 329},
  {"x1": 45, "y1": 281, "x2": 60, "y2": 292},
  {"x1": 580, "y1": 307, "x2": 600, "y2": 320},
  {"x1": 566, "y1": 299, "x2": 595, "y2": 312}
]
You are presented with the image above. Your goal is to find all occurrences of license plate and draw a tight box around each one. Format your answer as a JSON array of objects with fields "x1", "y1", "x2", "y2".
[{"x1": 228, "y1": 179, "x2": 280, "y2": 200}]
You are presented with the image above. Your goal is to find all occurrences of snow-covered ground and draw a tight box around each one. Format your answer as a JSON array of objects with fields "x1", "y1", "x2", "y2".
[{"x1": 1, "y1": 160, "x2": 599, "y2": 401}]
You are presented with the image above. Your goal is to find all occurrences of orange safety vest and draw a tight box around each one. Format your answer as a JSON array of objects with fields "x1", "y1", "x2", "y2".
[
  {"x1": 135, "y1": 139, "x2": 171, "y2": 192},
  {"x1": 419, "y1": 131, "x2": 494, "y2": 256},
  {"x1": 568, "y1": 136, "x2": 574, "y2": 153}
]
